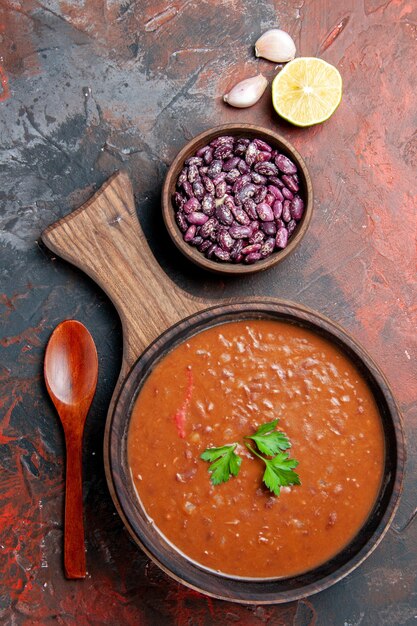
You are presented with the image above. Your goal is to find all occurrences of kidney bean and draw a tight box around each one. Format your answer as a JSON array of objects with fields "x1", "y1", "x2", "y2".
[
  {"x1": 212, "y1": 172, "x2": 226, "y2": 186},
  {"x1": 223, "y1": 194, "x2": 235, "y2": 209},
  {"x1": 290, "y1": 195, "x2": 304, "y2": 220},
  {"x1": 264, "y1": 193, "x2": 275, "y2": 206},
  {"x1": 231, "y1": 205, "x2": 251, "y2": 225},
  {"x1": 282, "y1": 187, "x2": 294, "y2": 200},
  {"x1": 193, "y1": 181, "x2": 204, "y2": 199},
  {"x1": 272, "y1": 200, "x2": 283, "y2": 220},
  {"x1": 254, "y1": 150, "x2": 271, "y2": 164},
  {"x1": 282, "y1": 200, "x2": 292, "y2": 222},
  {"x1": 182, "y1": 180, "x2": 194, "y2": 197},
  {"x1": 186, "y1": 156, "x2": 203, "y2": 167},
  {"x1": 223, "y1": 156, "x2": 240, "y2": 172},
  {"x1": 234, "y1": 138, "x2": 250, "y2": 155},
  {"x1": 287, "y1": 219, "x2": 297, "y2": 236},
  {"x1": 214, "y1": 144, "x2": 233, "y2": 159},
  {"x1": 215, "y1": 181, "x2": 227, "y2": 198},
  {"x1": 198, "y1": 240, "x2": 212, "y2": 253},
  {"x1": 243, "y1": 198, "x2": 258, "y2": 220},
  {"x1": 229, "y1": 224, "x2": 252, "y2": 239},
  {"x1": 276, "y1": 227, "x2": 288, "y2": 249},
  {"x1": 201, "y1": 175, "x2": 215, "y2": 194},
  {"x1": 260, "y1": 221, "x2": 277, "y2": 236},
  {"x1": 214, "y1": 247, "x2": 231, "y2": 262},
  {"x1": 256, "y1": 203, "x2": 274, "y2": 222},
  {"x1": 230, "y1": 239, "x2": 244, "y2": 260},
  {"x1": 275, "y1": 153, "x2": 297, "y2": 174},
  {"x1": 237, "y1": 183, "x2": 257, "y2": 203},
  {"x1": 253, "y1": 138, "x2": 272, "y2": 152},
  {"x1": 184, "y1": 225, "x2": 196, "y2": 242},
  {"x1": 187, "y1": 212, "x2": 209, "y2": 225},
  {"x1": 183, "y1": 197, "x2": 201, "y2": 214},
  {"x1": 251, "y1": 172, "x2": 267, "y2": 185},
  {"x1": 254, "y1": 161, "x2": 279, "y2": 176},
  {"x1": 176, "y1": 211, "x2": 188, "y2": 232},
  {"x1": 196, "y1": 145, "x2": 210, "y2": 158},
  {"x1": 204, "y1": 148, "x2": 214, "y2": 164},
  {"x1": 201, "y1": 195, "x2": 215, "y2": 216},
  {"x1": 276, "y1": 218, "x2": 285, "y2": 230},
  {"x1": 218, "y1": 229, "x2": 234, "y2": 251},
  {"x1": 187, "y1": 164, "x2": 199, "y2": 183},
  {"x1": 249, "y1": 220, "x2": 260, "y2": 236},
  {"x1": 282, "y1": 174, "x2": 299, "y2": 192},
  {"x1": 173, "y1": 192, "x2": 185, "y2": 209},
  {"x1": 206, "y1": 243, "x2": 217, "y2": 259},
  {"x1": 207, "y1": 159, "x2": 223, "y2": 178},
  {"x1": 249, "y1": 230, "x2": 265, "y2": 245},
  {"x1": 177, "y1": 168, "x2": 189, "y2": 187},
  {"x1": 267, "y1": 185, "x2": 284, "y2": 201},
  {"x1": 200, "y1": 217, "x2": 218, "y2": 238},
  {"x1": 245, "y1": 142, "x2": 258, "y2": 166},
  {"x1": 233, "y1": 174, "x2": 252, "y2": 194},
  {"x1": 269, "y1": 175, "x2": 284, "y2": 188},
  {"x1": 210, "y1": 136, "x2": 234, "y2": 148},
  {"x1": 253, "y1": 186, "x2": 267, "y2": 204},
  {"x1": 225, "y1": 169, "x2": 240, "y2": 183},
  {"x1": 245, "y1": 252, "x2": 262, "y2": 264},
  {"x1": 242, "y1": 243, "x2": 262, "y2": 255},
  {"x1": 260, "y1": 237, "x2": 275, "y2": 257},
  {"x1": 215, "y1": 204, "x2": 234, "y2": 226},
  {"x1": 190, "y1": 236, "x2": 203, "y2": 246},
  {"x1": 238, "y1": 159, "x2": 250, "y2": 174}
]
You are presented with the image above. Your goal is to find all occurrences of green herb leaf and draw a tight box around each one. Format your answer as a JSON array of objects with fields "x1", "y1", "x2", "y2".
[
  {"x1": 245, "y1": 419, "x2": 291, "y2": 456},
  {"x1": 201, "y1": 444, "x2": 242, "y2": 485},
  {"x1": 246, "y1": 444, "x2": 301, "y2": 496}
]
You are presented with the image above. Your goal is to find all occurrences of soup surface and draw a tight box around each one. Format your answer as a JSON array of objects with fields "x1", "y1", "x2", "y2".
[{"x1": 128, "y1": 320, "x2": 385, "y2": 578}]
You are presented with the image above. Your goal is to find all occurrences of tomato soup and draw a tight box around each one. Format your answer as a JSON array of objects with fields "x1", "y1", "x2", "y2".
[{"x1": 128, "y1": 320, "x2": 385, "y2": 578}]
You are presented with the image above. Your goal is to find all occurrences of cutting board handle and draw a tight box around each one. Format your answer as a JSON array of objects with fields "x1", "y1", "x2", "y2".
[{"x1": 42, "y1": 172, "x2": 202, "y2": 379}]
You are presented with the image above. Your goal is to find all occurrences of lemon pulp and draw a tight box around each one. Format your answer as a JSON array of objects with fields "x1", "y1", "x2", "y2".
[{"x1": 272, "y1": 57, "x2": 343, "y2": 127}]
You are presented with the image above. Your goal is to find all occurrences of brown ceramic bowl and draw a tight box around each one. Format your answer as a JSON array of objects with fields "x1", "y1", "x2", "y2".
[
  {"x1": 162, "y1": 124, "x2": 313, "y2": 274},
  {"x1": 107, "y1": 301, "x2": 404, "y2": 604}
]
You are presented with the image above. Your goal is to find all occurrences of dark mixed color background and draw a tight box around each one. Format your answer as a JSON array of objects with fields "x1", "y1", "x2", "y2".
[{"x1": 1, "y1": 0, "x2": 416, "y2": 624}]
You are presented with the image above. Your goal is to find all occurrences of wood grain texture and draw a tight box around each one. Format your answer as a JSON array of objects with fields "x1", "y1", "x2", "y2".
[
  {"x1": 42, "y1": 171, "x2": 203, "y2": 383},
  {"x1": 44, "y1": 320, "x2": 98, "y2": 579},
  {"x1": 162, "y1": 124, "x2": 313, "y2": 274}
]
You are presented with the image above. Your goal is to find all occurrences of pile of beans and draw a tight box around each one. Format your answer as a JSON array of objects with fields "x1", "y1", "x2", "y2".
[{"x1": 172, "y1": 135, "x2": 305, "y2": 265}]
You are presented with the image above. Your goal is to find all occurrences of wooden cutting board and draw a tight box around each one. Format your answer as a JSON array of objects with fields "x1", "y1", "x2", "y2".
[{"x1": 42, "y1": 171, "x2": 205, "y2": 399}]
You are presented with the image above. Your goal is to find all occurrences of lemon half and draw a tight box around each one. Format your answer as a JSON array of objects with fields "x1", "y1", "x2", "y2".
[{"x1": 272, "y1": 57, "x2": 343, "y2": 127}]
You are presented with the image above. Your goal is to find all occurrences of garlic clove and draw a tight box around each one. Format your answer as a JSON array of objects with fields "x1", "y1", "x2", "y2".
[
  {"x1": 255, "y1": 29, "x2": 296, "y2": 63},
  {"x1": 223, "y1": 74, "x2": 268, "y2": 108}
]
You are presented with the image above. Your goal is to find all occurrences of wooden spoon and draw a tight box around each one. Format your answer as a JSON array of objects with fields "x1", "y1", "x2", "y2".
[{"x1": 44, "y1": 320, "x2": 98, "y2": 579}]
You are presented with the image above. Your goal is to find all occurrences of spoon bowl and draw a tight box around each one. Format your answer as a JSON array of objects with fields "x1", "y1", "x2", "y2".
[
  {"x1": 44, "y1": 320, "x2": 98, "y2": 578},
  {"x1": 45, "y1": 321, "x2": 98, "y2": 408}
]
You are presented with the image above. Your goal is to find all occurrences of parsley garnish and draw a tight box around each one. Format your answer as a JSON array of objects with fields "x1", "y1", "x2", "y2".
[
  {"x1": 200, "y1": 444, "x2": 242, "y2": 485},
  {"x1": 246, "y1": 443, "x2": 301, "y2": 496},
  {"x1": 244, "y1": 418, "x2": 291, "y2": 456},
  {"x1": 200, "y1": 420, "x2": 301, "y2": 496}
]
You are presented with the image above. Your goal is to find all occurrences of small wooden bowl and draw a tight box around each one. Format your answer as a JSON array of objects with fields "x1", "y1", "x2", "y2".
[{"x1": 162, "y1": 124, "x2": 313, "y2": 275}]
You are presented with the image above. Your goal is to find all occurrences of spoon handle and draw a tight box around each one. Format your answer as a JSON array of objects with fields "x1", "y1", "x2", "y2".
[{"x1": 64, "y1": 433, "x2": 86, "y2": 578}]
